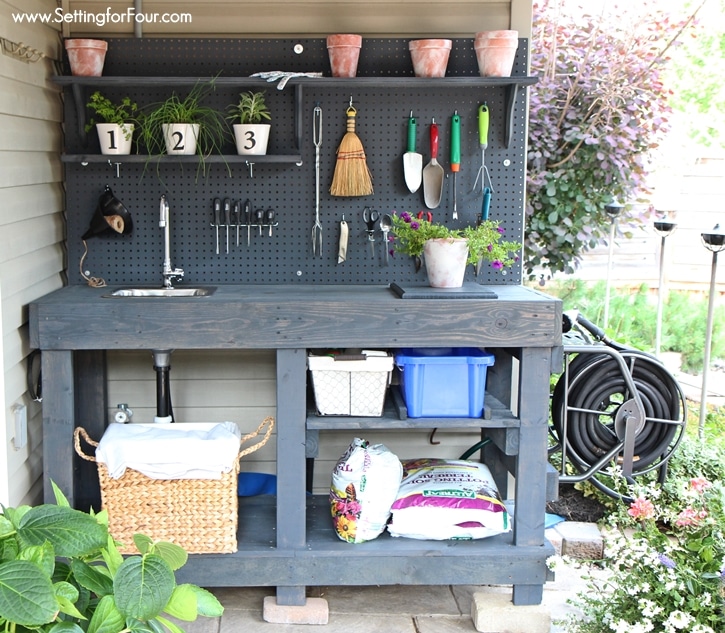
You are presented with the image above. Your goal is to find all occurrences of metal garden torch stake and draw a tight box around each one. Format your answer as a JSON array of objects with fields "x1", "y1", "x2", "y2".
[
  {"x1": 603, "y1": 201, "x2": 623, "y2": 329},
  {"x1": 698, "y1": 225, "x2": 725, "y2": 438},
  {"x1": 653, "y1": 216, "x2": 677, "y2": 357}
]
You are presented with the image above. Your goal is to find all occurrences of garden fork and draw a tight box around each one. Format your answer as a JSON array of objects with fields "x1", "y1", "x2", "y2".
[{"x1": 311, "y1": 104, "x2": 323, "y2": 257}]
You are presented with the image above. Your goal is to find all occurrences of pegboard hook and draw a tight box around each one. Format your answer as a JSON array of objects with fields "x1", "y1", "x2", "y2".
[
  {"x1": 245, "y1": 161, "x2": 255, "y2": 178},
  {"x1": 107, "y1": 160, "x2": 121, "y2": 178}
]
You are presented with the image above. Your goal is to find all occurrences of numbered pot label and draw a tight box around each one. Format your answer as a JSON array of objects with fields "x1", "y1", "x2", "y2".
[
  {"x1": 96, "y1": 123, "x2": 134, "y2": 155},
  {"x1": 234, "y1": 124, "x2": 270, "y2": 155},
  {"x1": 162, "y1": 123, "x2": 199, "y2": 155}
]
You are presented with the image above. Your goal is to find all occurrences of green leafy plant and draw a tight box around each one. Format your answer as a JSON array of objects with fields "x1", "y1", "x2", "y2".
[
  {"x1": 525, "y1": 0, "x2": 705, "y2": 278},
  {"x1": 0, "y1": 481, "x2": 223, "y2": 633},
  {"x1": 391, "y1": 211, "x2": 519, "y2": 270},
  {"x1": 226, "y1": 90, "x2": 271, "y2": 125},
  {"x1": 84, "y1": 91, "x2": 139, "y2": 140},
  {"x1": 138, "y1": 78, "x2": 229, "y2": 159}
]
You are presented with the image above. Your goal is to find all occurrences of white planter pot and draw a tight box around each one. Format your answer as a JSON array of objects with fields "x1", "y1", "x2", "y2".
[
  {"x1": 96, "y1": 123, "x2": 134, "y2": 155},
  {"x1": 162, "y1": 123, "x2": 199, "y2": 155},
  {"x1": 423, "y1": 238, "x2": 469, "y2": 288},
  {"x1": 233, "y1": 124, "x2": 270, "y2": 155}
]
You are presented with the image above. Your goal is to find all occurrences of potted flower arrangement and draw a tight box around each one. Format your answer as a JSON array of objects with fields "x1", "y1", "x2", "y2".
[
  {"x1": 85, "y1": 91, "x2": 139, "y2": 155},
  {"x1": 139, "y1": 78, "x2": 228, "y2": 162},
  {"x1": 0, "y1": 482, "x2": 223, "y2": 632},
  {"x1": 391, "y1": 211, "x2": 519, "y2": 287},
  {"x1": 226, "y1": 90, "x2": 272, "y2": 155}
]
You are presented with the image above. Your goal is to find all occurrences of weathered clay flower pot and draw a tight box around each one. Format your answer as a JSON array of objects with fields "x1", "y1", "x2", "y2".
[
  {"x1": 65, "y1": 39, "x2": 107, "y2": 76},
  {"x1": 327, "y1": 34, "x2": 363, "y2": 78},
  {"x1": 409, "y1": 39, "x2": 452, "y2": 78},
  {"x1": 474, "y1": 30, "x2": 518, "y2": 77}
]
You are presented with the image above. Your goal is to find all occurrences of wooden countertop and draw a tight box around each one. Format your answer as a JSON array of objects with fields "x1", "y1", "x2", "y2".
[{"x1": 29, "y1": 284, "x2": 562, "y2": 350}]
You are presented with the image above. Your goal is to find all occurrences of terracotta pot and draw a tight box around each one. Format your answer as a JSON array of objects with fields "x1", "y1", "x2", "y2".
[
  {"x1": 326, "y1": 34, "x2": 362, "y2": 78},
  {"x1": 65, "y1": 39, "x2": 107, "y2": 77},
  {"x1": 474, "y1": 30, "x2": 519, "y2": 41},
  {"x1": 423, "y1": 238, "x2": 468, "y2": 288},
  {"x1": 474, "y1": 40, "x2": 518, "y2": 77},
  {"x1": 409, "y1": 39, "x2": 452, "y2": 78}
]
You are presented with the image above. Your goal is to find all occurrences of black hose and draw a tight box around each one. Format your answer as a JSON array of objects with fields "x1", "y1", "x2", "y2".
[{"x1": 551, "y1": 349, "x2": 682, "y2": 476}]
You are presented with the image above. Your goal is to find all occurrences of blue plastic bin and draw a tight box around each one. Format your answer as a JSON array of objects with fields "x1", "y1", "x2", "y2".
[{"x1": 394, "y1": 348, "x2": 495, "y2": 418}]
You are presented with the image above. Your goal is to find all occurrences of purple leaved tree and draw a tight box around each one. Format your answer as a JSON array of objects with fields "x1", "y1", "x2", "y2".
[{"x1": 525, "y1": 0, "x2": 705, "y2": 279}]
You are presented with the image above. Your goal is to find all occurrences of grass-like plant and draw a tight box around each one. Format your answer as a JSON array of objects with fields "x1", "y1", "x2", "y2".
[{"x1": 138, "y1": 78, "x2": 229, "y2": 161}]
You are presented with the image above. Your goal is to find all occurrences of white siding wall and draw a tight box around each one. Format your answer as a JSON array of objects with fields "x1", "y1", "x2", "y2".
[
  {"x1": 61, "y1": 0, "x2": 528, "y2": 38},
  {"x1": 0, "y1": 0, "x2": 63, "y2": 506}
]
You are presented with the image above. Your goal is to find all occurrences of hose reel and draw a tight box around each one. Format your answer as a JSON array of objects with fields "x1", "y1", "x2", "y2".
[{"x1": 549, "y1": 312, "x2": 687, "y2": 500}]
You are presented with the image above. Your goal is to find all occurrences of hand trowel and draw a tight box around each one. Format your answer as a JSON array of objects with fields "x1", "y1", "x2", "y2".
[
  {"x1": 423, "y1": 119, "x2": 445, "y2": 209},
  {"x1": 403, "y1": 111, "x2": 422, "y2": 193}
]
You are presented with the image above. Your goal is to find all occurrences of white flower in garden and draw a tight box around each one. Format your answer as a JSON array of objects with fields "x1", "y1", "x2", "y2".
[{"x1": 665, "y1": 610, "x2": 693, "y2": 629}]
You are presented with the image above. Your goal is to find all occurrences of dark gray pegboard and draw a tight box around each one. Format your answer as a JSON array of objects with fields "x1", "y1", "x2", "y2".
[{"x1": 64, "y1": 38, "x2": 530, "y2": 287}]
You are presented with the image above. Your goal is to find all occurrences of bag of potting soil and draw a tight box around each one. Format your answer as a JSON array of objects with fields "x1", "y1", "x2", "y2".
[
  {"x1": 388, "y1": 458, "x2": 510, "y2": 540},
  {"x1": 330, "y1": 438, "x2": 403, "y2": 543}
]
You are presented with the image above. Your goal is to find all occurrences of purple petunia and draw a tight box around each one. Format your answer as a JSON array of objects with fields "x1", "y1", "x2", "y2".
[
  {"x1": 491, "y1": 260, "x2": 503, "y2": 270},
  {"x1": 658, "y1": 553, "x2": 676, "y2": 569},
  {"x1": 410, "y1": 221, "x2": 420, "y2": 230},
  {"x1": 401, "y1": 212, "x2": 412, "y2": 222}
]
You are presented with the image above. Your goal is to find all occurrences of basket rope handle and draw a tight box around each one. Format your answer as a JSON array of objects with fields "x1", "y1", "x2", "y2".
[
  {"x1": 74, "y1": 426, "x2": 99, "y2": 462},
  {"x1": 238, "y1": 416, "x2": 275, "y2": 460},
  {"x1": 74, "y1": 418, "x2": 275, "y2": 463}
]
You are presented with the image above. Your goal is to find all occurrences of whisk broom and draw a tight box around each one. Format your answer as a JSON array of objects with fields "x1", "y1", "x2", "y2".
[{"x1": 330, "y1": 102, "x2": 373, "y2": 197}]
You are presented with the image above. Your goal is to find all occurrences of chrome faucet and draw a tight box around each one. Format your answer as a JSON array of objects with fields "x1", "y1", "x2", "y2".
[{"x1": 159, "y1": 194, "x2": 184, "y2": 288}]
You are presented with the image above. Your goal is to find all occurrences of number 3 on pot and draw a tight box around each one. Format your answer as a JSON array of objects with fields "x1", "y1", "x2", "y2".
[{"x1": 243, "y1": 129, "x2": 257, "y2": 151}]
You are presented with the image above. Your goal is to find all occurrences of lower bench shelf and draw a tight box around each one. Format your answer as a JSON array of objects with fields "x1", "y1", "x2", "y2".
[{"x1": 175, "y1": 495, "x2": 554, "y2": 589}]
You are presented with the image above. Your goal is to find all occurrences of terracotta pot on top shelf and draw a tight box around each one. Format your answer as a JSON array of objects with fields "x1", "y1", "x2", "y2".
[
  {"x1": 326, "y1": 34, "x2": 362, "y2": 78},
  {"x1": 65, "y1": 39, "x2": 107, "y2": 76},
  {"x1": 473, "y1": 30, "x2": 518, "y2": 77},
  {"x1": 409, "y1": 39, "x2": 453, "y2": 78}
]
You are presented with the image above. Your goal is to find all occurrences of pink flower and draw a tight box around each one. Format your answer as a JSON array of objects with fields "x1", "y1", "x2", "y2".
[
  {"x1": 689, "y1": 477, "x2": 712, "y2": 494},
  {"x1": 675, "y1": 506, "x2": 707, "y2": 527},
  {"x1": 628, "y1": 496, "x2": 655, "y2": 520}
]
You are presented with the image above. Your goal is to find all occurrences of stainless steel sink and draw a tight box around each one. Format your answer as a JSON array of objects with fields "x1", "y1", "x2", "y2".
[{"x1": 105, "y1": 287, "x2": 215, "y2": 298}]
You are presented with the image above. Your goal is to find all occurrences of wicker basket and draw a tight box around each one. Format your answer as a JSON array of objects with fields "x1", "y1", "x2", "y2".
[{"x1": 74, "y1": 417, "x2": 274, "y2": 554}]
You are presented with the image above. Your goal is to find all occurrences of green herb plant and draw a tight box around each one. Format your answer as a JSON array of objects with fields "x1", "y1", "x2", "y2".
[
  {"x1": 138, "y1": 78, "x2": 229, "y2": 166},
  {"x1": 85, "y1": 91, "x2": 139, "y2": 140},
  {"x1": 0, "y1": 481, "x2": 223, "y2": 633},
  {"x1": 226, "y1": 90, "x2": 271, "y2": 125},
  {"x1": 391, "y1": 211, "x2": 519, "y2": 271}
]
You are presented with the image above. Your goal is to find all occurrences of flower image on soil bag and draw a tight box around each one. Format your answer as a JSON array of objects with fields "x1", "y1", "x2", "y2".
[
  {"x1": 330, "y1": 438, "x2": 403, "y2": 543},
  {"x1": 388, "y1": 458, "x2": 511, "y2": 540}
]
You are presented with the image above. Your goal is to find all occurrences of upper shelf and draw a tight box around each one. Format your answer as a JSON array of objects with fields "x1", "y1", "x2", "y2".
[
  {"x1": 54, "y1": 74, "x2": 538, "y2": 158},
  {"x1": 52, "y1": 75, "x2": 538, "y2": 88}
]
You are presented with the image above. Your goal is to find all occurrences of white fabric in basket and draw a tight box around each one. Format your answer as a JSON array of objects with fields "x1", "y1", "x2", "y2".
[{"x1": 96, "y1": 422, "x2": 242, "y2": 480}]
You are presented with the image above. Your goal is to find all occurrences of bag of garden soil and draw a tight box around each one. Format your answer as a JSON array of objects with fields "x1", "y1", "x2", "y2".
[
  {"x1": 388, "y1": 458, "x2": 510, "y2": 540},
  {"x1": 330, "y1": 438, "x2": 403, "y2": 543}
]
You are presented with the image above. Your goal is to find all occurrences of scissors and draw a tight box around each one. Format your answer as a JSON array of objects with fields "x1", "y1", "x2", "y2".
[{"x1": 362, "y1": 207, "x2": 379, "y2": 258}]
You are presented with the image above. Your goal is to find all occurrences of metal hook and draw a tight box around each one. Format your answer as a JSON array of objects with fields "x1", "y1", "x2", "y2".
[
  {"x1": 107, "y1": 160, "x2": 121, "y2": 178},
  {"x1": 245, "y1": 161, "x2": 255, "y2": 178},
  {"x1": 349, "y1": 95, "x2": 353, "y2": 107}
]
